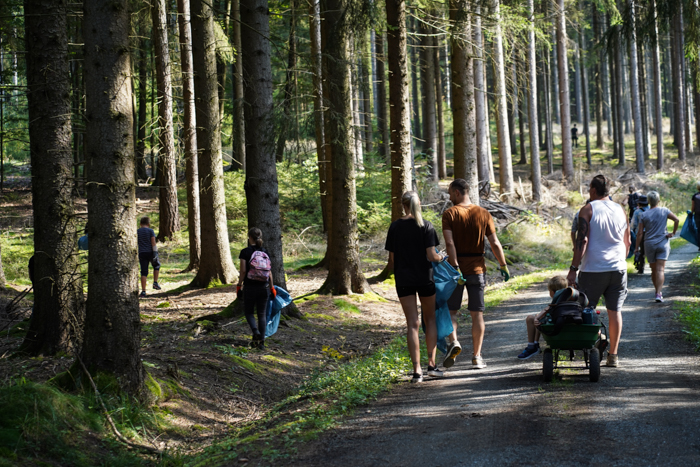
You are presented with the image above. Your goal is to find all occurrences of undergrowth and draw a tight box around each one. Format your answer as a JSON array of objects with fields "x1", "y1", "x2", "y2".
[{"x1": 676, "y1": 256, "x2": 700, "y2": 350}]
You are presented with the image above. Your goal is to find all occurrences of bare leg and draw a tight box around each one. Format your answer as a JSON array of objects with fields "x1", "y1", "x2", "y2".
[
  {"x1": 399, "y1": 295, "x2": 422, "y2": 375},
  {"x1": 448, "y1": 309, "x2": 459, "y2": 343},
  {"x1": 418, "y1": 294, "x2": 437, "y2": 368},
  {"x1": 140, "y1": 276, "x2": 147, "y2": 291},
  {"x1": 471, "y1": 311, "x2": 485, "y2": 357},
  {"x1": 649, "y1": 261, "x2": 658, "y2": 291},
  {"x1": 154, "y1": 269, "x2": 160, "y2": 283},
  {"x1": 526, "y1": 315, "x2": 537, "y2": 342},
  {"x1": 607, "y1": 309, "x2": 623, "y2": 355},
  {"x1": 655, "y1": 259, "x2": 666, "y2": 294}
]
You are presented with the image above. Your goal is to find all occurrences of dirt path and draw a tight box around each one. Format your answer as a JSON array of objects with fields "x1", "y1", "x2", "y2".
[{"x1": 294, "y1": 243, "x2": 700, "y2": 466}]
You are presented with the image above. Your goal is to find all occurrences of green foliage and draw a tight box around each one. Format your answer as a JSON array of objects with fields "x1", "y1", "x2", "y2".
[
  {"x1": 676, "y1": 257, "x2": 700, "y2": 350},
  {"x1": 333, "y1": 298, "x2": 361, "y2": 314},
  {"x1": 0, "y1": 230, "x2": 34, "y2": 286}
]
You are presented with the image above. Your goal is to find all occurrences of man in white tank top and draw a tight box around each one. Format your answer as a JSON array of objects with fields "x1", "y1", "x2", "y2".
[{"x1": 567, "y1": 175, "x2": 630, "y2": 368}]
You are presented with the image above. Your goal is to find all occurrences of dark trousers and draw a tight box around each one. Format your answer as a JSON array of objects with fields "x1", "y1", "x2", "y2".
[{"x1": 244, "y1": 285, "x2": 269, "y2": 338}]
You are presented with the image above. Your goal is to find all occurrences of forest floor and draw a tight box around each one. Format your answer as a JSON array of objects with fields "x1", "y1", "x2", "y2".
[{"x1": 1, "y1": 139, "x2": 700, "y2": 465}]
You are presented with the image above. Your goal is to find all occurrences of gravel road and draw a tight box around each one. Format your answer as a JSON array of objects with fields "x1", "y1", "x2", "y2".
[{"x1": 294, "y1": 242, "x2": 700, "y2": 466}]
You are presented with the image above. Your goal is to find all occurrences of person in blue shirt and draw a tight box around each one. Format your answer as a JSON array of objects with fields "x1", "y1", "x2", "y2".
[{"x1": 137, "y1": 217, "x2": 161, "y2": 297}]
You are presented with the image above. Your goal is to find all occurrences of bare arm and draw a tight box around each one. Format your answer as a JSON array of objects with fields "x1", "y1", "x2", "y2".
[
  {"x1": 567, "y1": 203, "x2": 592, "y2": 285},
  {"x1": 486, "y1": 232, "x2": 507, "y2": 267},
  {"x1": 570, "y1": 231, "x2": 576, "y2": 249},
  {"x1": 635, "y1": 221, "x2": 644, "y2": 251},
  {"x1": 238, "y1": 260, "x2": 246, "y2": 286},
  {"x1": 623, "y1": 216, "x2": 631, "y2": 251},
  {"x1": 668, "y1": 211, "x2": 680, "y2": 237},
  {"x1": 387, "y1": 252, "x2": 394, "y2": 272},
  {"x1": 444, "y1": 230, "x2": 458, "y2": 269},
  {"x1": 426, "y1": 246, "x2": 443, "y2": 263},
  {"x1": 151, "y1": 236, "x2": 157, "y2": 250}
]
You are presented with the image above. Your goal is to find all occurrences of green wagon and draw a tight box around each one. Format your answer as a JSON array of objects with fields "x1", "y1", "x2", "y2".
[{"x1": 539, "y1": 322, "x2": 606, "y2": 383}]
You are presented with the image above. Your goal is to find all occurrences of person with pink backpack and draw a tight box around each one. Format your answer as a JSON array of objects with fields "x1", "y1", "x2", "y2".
[{"x1": 237, "y1": 227, "x2": 276, "y2": 349}]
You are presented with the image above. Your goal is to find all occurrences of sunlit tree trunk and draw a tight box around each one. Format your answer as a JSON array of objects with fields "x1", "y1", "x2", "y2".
[
  {"x1": 670, "y1": 18, "x2": 686, "y2": 160},
  {"x1": 579, "y1": 27, "x2": 591, "y2": 165},
  {"x1": 651, "y1": 0, "x2": 663, "y2": 169},
  {"x1": 473, "y1": 5, "x2": 491, "y2": 183},
  {"x1": 541, "y1": 46, "x2": 554, "y2": 174},
  {"x1": 556, "y1": 0, "x2": 573, "y2": 177},
  {"x1": 434, "y1": 35, "x2": 446, "y2": 179},
  {"x1": 626, "y1": 0, "x2": 645, "y2": 173},
  {"x1": 527, "y1": 0, "x2": 541, "y2": 201},
  {"x1": 375, "y1": 30, "x2": 389, "y2": 159},
  {"x1": 136, "y1": 18, "x2": 148, "y2": 180},
  {"x1": 309, "y1": 0, "x2": 327, "y2": 231},
  {"x1": 275, "y1": 0, "x2": 298, "y2": 162},
  {"x1": 492, "y1": 0, "x2": 514, "y2": 192},
  {"x1": 231, "y1": 0, "x2": 245, "y2": 171},
  {"x1": 410, "y1": 16, "x2": 421, "y2": 141},
  {"x1": 420, "y1": 19, "x2": 437, "y2": 179},
  {"x1": 593, "y1": 9, "x2": 604, "y2": 148}
]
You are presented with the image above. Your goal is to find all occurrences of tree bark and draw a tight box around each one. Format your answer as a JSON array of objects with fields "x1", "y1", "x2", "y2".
[
  {"x1": 593, "y1": 8, "x2": 604, "y2": 148},
  {"x1": 579, "y1": 27, "x2": 591, "y2": 166},
  {"x1": 473, "y1": 5, "x2": 491, "y2": 183},
  {"x1": 81, "y1": 0, "x2": 145, "y2": 397},
  {"x1": 136, "y1": 19, "x2": 148, "y2": 180},
  {"x1": 274, "y1": 0, "x2": 298, "y2": 162},
  {"x1": 152, "y1": 0, "x2": 181, "y2": 240},
  {"x1": 527, "y1": 0, "x2": 541, "y2": 201},
  {"x1": 626, "y1": 0, "x2": 645, "y2": 173},
  {"x1": 410, "y1": 16, "x2": 421, "y2": 141},
  {"x1": 433, "y1": 35, "x2": 446, "y2": 179},
  {"x1": 23, "y1": 0, "x2": 85, "y2": 356},
  {"x1": 671, "y1": 18, "x2": 686, "y2": 160},
  {"x1": 231, "y1": 0, "x2": 245, "y2": 171},
  {"x1": 375, "y1": 30, "x2": 389, "y2": 159},
  {"x1": 360, "y1": 47, "x2": 373, "y2": 155},
  {"x1": 543, "y1": 45, "x2": 554, "y2": 174},
  {"x1": 450, "y1": 0, "x2": 478, "y2": 202},
  {"x1": 177, "y1": 0, "x2": 201, "y2": 271},
  {"x1": 556, "y1": 0, "x2": 573, "y2": 177},
  {"x1": 551, "y1": 26, "x2": 560, "y2": 125},
  {"x1": 610, "y1": 37, "x2": 620, "y2": 162},
  {"x1": 420, "y1": 19, "x2": 437, "y2": 179},
  {"x1": 651, "y1": 0, "x2": 663, "y2": 169},
  {"x1": 319, "y1": 0, "x2": 368, "y2": 294},
  {"x1": 573, "y1": 42, "x2": 582, "y2": 124},
  {"x1": 191, "y1": 0, "x2": 238, "y2": 287},
  {"x1": 518, "y1": 67, "x2": 527, "y2": 166},
  {"x1": 309, "y1": 0, "x2": 327, "y2": 232},
  {"x1": 492, "y1": 0, "x2": 514, "y2": 192}
]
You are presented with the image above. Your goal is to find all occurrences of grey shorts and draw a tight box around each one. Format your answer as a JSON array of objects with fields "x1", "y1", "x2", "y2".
[
  {"x1": 645, "y1": 241, "x2": 670, "y2": 263},
  {"x1": 578, "y1": 270, "x2": 627, "y2": 312},
  {"x1": 447, "y1": 274, "x2": 485, "y2": 312}
]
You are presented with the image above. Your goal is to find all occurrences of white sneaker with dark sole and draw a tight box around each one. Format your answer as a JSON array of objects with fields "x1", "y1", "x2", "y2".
[
  {"x1": 443, "y1": 340, "x2": 462, "y2": 368},
  {"x1": 472, "y1": 355, "x2": 487, "y2": 369},
  {"x1": 427, "y1": 366, "x2": 444, "y2": 377}
]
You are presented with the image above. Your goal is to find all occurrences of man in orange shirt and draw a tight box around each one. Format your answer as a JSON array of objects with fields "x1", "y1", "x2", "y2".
[{"x1": 442, "y1": 179, "x2": 509, "y2": 369}]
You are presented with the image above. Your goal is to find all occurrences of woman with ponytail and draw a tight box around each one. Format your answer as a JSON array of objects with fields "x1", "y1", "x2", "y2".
[
  {"x1": 385, "y1": 191, "x2": 446, "y2": 383},
  {"x1": 237, "y1": 227, "x2": 275, "y2": 349}
]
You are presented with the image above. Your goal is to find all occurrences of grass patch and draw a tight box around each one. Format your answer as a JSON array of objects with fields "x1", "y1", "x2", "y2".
[
  {"x1": 216, "y1": 345, "x2": 261, "y2": 373},
  {"x1": 305, "y1": 313, "x2": 334, "y2": 320},
  {"x1": 351, "y1": 292, "x2": 388, "y2": 303},
  {"x1": 333, "y1": 299, "x2": 361, "y2": 314},
  {"x1": 484, "y1": 269, "x2": 565, "y2": 309},
  {"x1": 675, "y1": 256, "x2": 700, "y2": 350}
]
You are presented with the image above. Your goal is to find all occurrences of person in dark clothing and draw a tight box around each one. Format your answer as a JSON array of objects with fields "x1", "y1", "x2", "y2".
[
  {"x1": 691, "y1": 182, "x2": 700, "y2": 251},
  {"x1": 571, "y1": 124, "x2": 579, "y2": 148},
  {"x1": 385, "y1": 191, "x2": 445, "y2": 383},
  {"x1": 623, "y1": 185, "x2": 640, "y2": 221},
  {"x1": 137, "y1": 217, "x2": 160, "y2": 297},
  {"x1": 238, "y1": 227, "x2": 275, "y2": 349}
]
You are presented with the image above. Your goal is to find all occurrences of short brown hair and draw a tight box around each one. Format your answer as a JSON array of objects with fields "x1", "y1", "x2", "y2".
[
  {"x1": 449, "y1": 178, "x2": 469, "y2": 195},
  {"x1": 548, "y1": 276, "x2": 568, "y2": 293},
  {"x1": 140, "y1": 216, "x2": 150, "y2": 226}
]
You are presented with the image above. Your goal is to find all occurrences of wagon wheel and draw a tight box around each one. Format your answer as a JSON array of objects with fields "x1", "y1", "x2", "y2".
[
  {"x1": 543, "y1": 349, "x2": 554, "y2": 382},
  {"x1": 589, "y1": 348, "x2": 601, "y2": 382}
]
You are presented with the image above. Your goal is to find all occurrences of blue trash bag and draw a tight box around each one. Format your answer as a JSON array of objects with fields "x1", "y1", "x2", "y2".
[
  {"x1": 422, "y1": 257, "x2": 458, "y2": 354},
  {"x1": 265, "y1": 286, "x2": 293, "y2": 338},
  {"x1": 78, "y1": 235, "x2": 89, "y2": 251},
  {"x1": 627, "y1": 231, "x2": 636, "y2": 259},
  {"x1": 681, "y1": 211, "x2": 698, "y2": 247}
]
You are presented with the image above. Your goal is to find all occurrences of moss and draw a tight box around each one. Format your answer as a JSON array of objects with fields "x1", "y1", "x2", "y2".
[
  {"x1": 158, "y1": 377, "x2": 190, "y2": 400},
  {"x1": 156, "y1": 301, "x2": 171, "y2": 308},
  {"x1": 333, "y1": 299, "x2": 361, "y2": 314},
  {"x1": 225, "y1": 354, "x2": 261, "y2": 374},
  {"x1": 145, "y1": 372, "x2": 162, "y2": 401},
  {"x1": 352, "y1": 292, "x2": 388, "y2": 303},
  {"x1": 295, "y1": 293, "x2": 319, "y2": 304},
  {"x1": 305, "y1": 313, "x2": 334, "y2": 320}
]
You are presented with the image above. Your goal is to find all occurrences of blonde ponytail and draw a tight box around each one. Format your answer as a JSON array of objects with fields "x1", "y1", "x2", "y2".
[{"x1": 401, "y1": 191, "x2": 424, "y2": 227}]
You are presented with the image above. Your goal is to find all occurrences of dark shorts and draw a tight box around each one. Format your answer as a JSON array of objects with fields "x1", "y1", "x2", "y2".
[
  {"x1": 578, "y1": 270, "x2": 627, "y2": 312},
  {"x1": 396, "y1": 283, "x2": 436, "y2": 298},
  {"x1": 139, "y1": 252, "x2": 160, "y2": 277},
  {"x1": 447, "y1": 274, "x2": 485, "y2": 312}
]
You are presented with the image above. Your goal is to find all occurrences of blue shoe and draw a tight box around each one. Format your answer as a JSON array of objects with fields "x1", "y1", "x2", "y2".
[{"x1": 517, "y1": 343, "x2": 540, "y2": 360}]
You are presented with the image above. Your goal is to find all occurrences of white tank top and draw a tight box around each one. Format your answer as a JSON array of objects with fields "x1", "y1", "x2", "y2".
[{"x1": 580, "y1": 199, "x2": 628, "y2": 273}]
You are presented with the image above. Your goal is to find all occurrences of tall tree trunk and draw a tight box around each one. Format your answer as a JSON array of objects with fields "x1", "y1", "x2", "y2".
[
  {"x1": 593, "y1": 9, "x2": 604, "y2": 148},
  {"x1": 152, "y1": 0, "x2": 181, "y2": 241},
  {"x1": 81, "y1": 0, "x2": 145, "y2": 397},
  {"x1": 433, "y1": 35, "x2": 446, "y2": 179},
  {"x1": 508, "y1": 57, "x2": 517, "y2": 160},
  {"x1": 177, "y1": 0, "x2": 201, "y2": 271},
  {"x1": 543, "y1": 46, "x2": 554, "y2": 174},
  {"x1": 622, "y1": 51, "x2": 631, "y2": 135},
  {"x1": 551, "y1": 26, "x2": 560, "y2": 124},
  {"x1": 136, "y1": 19, "x2": 148, "y2": 180},
  {"x1": 23, "y1": 0, "x2": 85, "y2": 356},
  {"x1": 637, "y1": 40, "x2": 651, "y2": 156},
  {"x1": 671, "y1": 19, "x2": 686, "y2": 160},
  {"x1": 610, "y1": 40, "x2": 620, "y2": 162},
  {"x1": 556, "y1": 0, "x2": 573, "y2": 177},
  {"x1": 473, "y1": 5, "x2": 491, "y2": 183},
  {"x1": 386, "y1": 0, "x2": 412, "y2": 221},
  {"x1": 517, "y1": 63, "x2": 527, "y2": 165},
  {"x1": 410, "y1": 16, "x2": 421, "y2": 141},
  {"x1": 375, "y1": 30, "x2": 389, "y2": 159},
  {"x1": 231, "y1": 0, "x2": 245, "y2": 171},
  {"x1": 217, "y1": 0, "x2": 230, "y2": 125},
  {"x1": 450, "y1": 0, "x2": 478, "y2": 201},
  {"x1": 626, "y1": 0, "x2": 645, "y2": 173},
  {"x1": 274, "y1": 0, "x2": 298, "y2": 162},
  {"x1": 360, "y1": 48, "x2": 373, "y2": 155},
  {"x1": 420, "y1": 20, "x2": 437, "y2": 179},
  {"x1": 309, "y1": 0, "x2": 327, "y2": 232},
  {"x1": 241, "y1": 0, "x2": 294, "y2": 299},
  {"x1": 651, "y1": 0, "x2": 663, "y2": 169},
  {"x1": 492, "y1": 0, "x2": 514, "y2": 192},
  {"x1": 679, "y1": 9, "x2": 693, "y2": 154},
  {"x1": 351, "y1": 60, "x2": 364, "y2": 167},
  {"x1": 603, "y1": 30, "x2": 612, "y2": 138},
  {"x1": 527, "y1": 0, "x2": 541, "y2": 201},
  {"x1": 319, "y1": 0, "x2": 368, "y2": 294},
  {"x1": 191, "y1": 0, "x2": 238, "y2": 287},
  {"x1": 574, "y1": 42, "x2": 582, "y2": 123},
  {"x1": 579, "y1": 27, "x2": 591, "y2": 165}
]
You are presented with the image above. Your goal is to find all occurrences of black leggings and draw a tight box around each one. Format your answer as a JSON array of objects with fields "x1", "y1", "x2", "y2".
[{"x1": 244, "y1": 285, "x2": 269, "y2": 338}]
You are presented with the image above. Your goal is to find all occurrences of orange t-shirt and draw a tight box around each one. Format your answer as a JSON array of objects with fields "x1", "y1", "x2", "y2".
[{"x1": 442, "y1": 204, "x2": 496, "y2": 275}]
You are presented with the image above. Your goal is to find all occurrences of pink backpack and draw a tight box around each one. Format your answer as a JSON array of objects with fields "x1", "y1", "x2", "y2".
[{"x1": 247, "y1": 250, "x2": 271, "y2": 281}]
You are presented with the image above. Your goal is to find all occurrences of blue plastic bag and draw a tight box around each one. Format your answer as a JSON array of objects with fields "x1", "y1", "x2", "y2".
[
  {"x1": 265, "y1": 286, "x2": 293, "y2": 338},
  {"x1": 422, "y1": 258, "x2": 458, "y2": 354},
  {"x1": 78, "y1": 235, "x2": 89, "y2": 251},
  {"x1": 681, "y1": 211, "x2": 698, "y2": 247}
]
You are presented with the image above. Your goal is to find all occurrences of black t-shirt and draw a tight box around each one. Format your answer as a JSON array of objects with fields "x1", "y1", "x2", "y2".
[
  {"x1": 692, "y1": 192, "x2": 700, "y2": 213},
  {"x1": 628, "y1": 193, "x2": 639, "y2": 215},
  {"x1": 385, "y1": 219, "x2": 440, "y2": 287},
  {"x1": 571, "y1": 127, "x2": 578, "y2": 138},
  {"x1": 239, "y1": 245, "x2": 270, "y2": 287}
]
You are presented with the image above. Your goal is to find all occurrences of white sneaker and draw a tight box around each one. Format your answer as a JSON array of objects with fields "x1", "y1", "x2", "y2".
[
  {"x1": 472, "y1": 355, "x2": 487, "y2": 369},
  {"x1": 655, "y1": 293, "x2": 663, "y2": 303},
  {"x1": 443, "y1": 340, "x2": 462, "y2": 368},
  {"x1": 427, "y1": 366, "x2": 444, "y2": 377}
]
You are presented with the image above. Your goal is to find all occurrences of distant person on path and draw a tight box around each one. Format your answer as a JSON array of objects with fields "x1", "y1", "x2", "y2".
[
  {"x1": 623, "y1": 185, "x2": 641, "y2": 221},
  {"x1": 442, "y1": 179, "x2": 509, "y2": 370},
  {"x1": 238, "y1": 227, "x2": 275, "y2": 350},
  {"x1": 630, "y1": 195, "x2": 649, "y2": 237},
  {"x1": 517, "y1": 275, "x2": 568, "y2": 359},
  {"x1": 635, "y1": 191, "x2": 679, "y2": 303},
  {"x1": 385, "y1": 192, "x2": 446, "y2": 383},
  {"x1": 571, "y1": 124, "x2": 579, "y2": 148},
  {"x1": 691, "y1": 182, "x2": 700, "y2": 250},
  {"x1": 137, "y1": 217, "x2": 160, "y2": 297},
  {"x1": 567, "y1": 175, "x2": 629, "y2": 368}
]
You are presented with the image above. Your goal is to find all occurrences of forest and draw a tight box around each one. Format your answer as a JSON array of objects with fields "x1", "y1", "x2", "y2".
[{"x1": 0, "y1": 0, "x2": 699, "y2": 464}]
